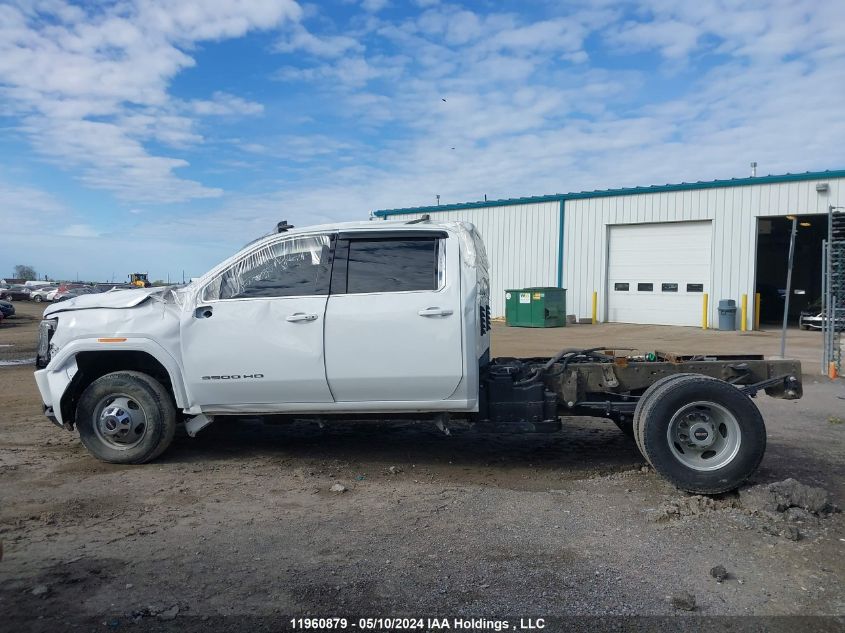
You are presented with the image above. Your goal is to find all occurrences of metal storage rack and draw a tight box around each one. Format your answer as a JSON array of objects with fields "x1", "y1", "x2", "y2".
[{"x1": 823, "y1": 205, "x2": 845, "y2": 375}]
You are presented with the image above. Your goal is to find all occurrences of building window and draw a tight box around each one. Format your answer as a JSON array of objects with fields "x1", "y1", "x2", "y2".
[
  {"x1": 637, "y1": 283, "x2": 654, "y2": 292},
  {"x1": 662, "y1": 283, "x2": 679, "y2": 292},
  {"x1": 614, "y1": 283, "x2": 629, "y2": 291},
  {"x1": 687, "y1": 283, "x2": 704, "y2": 293}
]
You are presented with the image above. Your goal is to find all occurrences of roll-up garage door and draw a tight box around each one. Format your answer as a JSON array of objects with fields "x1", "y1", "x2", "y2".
[{"x1": 607, "y1": 221, "x2": 712, "y2": 326}]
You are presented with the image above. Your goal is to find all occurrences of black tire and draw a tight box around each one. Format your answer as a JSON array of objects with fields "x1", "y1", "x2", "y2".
[
  {"x1": 633, "y1": 373, "x2": 699, "y2": 456},
  {"x1": 635, "y1": 375, "x2": 766, "y2": 494},
  {"x1": 76, "y1": 371, "x2": 176, "y2": 464},
  {"x1": 34, "y1": 295, "x2": 43, "y2": 303}
]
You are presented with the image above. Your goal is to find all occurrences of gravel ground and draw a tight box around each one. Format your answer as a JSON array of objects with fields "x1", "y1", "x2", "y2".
[{"x1": 1, "y1": 302, "x2": 843, "y2": 631}]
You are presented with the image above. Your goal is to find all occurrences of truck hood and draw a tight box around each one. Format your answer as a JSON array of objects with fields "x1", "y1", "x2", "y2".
[{"x1": 44, "y1": 287, "x2": 175, "y2": 316}]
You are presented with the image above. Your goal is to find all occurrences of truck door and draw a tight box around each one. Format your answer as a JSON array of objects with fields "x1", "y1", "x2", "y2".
[
  {"x1": 180, "y1": 233, "x2": 334, "y2": 407},
  {"x1": 324, "y1": 230, "x2": 463, "y2": 402}
]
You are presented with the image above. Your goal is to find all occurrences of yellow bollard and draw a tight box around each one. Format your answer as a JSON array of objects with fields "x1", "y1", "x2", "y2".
[
  {"x1": 591, "y1": 291, "x2": 598, "y2": 325},
  {"x1": 740, "y1": 294, "x2": 747, "y2": 332},
  {"x1": 702, "y1": 293, "x2": 709, "y2": 329},
  {"x1": 754, "y1": 293, "x2": 761, "y2": 331}
]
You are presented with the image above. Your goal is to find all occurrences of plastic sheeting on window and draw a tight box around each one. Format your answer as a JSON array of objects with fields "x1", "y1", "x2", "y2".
[
  {"x1": 203, "y1": 235, "x2": 330, "y2": 301},
  {"x1": 447, "y1": 221, "x2": 490, "y2": 302}
]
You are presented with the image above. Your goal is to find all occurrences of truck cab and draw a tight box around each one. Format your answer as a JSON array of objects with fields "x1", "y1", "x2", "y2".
[{"x1": 35, "y1": 220, "x2": 490, "y2": 443}]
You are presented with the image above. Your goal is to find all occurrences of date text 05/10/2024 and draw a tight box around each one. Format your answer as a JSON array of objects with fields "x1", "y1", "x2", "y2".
[{"x1": 289, "y1": 618, "x2": 546, "y2": 630}]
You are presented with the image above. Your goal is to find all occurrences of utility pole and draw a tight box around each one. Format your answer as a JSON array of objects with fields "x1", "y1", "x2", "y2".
[{"x1": 780, "y1": 216, "x2": 797, "y2": 358}]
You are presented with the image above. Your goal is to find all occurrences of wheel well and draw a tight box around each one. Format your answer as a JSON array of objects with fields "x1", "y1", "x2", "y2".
[{"x1": 60, "y1": 351, "x2": 176, "y2": 428}]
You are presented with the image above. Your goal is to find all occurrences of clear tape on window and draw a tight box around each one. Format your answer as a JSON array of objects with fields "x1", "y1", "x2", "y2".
[
  {"x1": 203, "y1": 235, "x2": 329, "y2": 301},
  {"x1": 447, "y1": 221, "x2": 490, "y2": 302}
]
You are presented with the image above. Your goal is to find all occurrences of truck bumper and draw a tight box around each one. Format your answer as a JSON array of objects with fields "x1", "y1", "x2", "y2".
[{"x1": 34, "y1": 358, "x2": 78, "y2": 428}]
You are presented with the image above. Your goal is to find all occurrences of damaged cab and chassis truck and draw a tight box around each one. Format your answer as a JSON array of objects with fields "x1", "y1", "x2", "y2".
[{"x1": 35, "y1": 220, "x2": 802, "y2": 494}]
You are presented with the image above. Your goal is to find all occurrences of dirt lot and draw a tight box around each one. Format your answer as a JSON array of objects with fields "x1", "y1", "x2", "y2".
[{"x1": 1, "y1": 302, "x2": 843, "y2": 630}]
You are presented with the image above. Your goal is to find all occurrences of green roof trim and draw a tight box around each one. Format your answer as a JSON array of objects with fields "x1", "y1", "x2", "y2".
[{"x1": 373, "y1": 169, "x2": 845, "y2": 217}]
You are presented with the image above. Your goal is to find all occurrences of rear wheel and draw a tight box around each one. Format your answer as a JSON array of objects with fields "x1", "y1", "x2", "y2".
[
  {"x1": 34, "y1": 295, "x2": 43, "y2": 303},
  {"x1": 634, "y1": 374, "x2": 766, "y2": 494},
  {"x1": 633, "y1": 373, "x2": 698, "y2": 456},
  {"x1": 76, "y1": 371, "x2": 176, "y2": 464}
]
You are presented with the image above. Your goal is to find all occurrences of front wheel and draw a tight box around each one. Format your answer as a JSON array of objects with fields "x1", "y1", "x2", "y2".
[
  {"x1": 76, "y1": 371, "x2": 176, "y2": 464},
  {"x1": 34, "y1": 295, "x2": 43, "y2": 302},
  {"x1": 634, "y1": 375, "x2": 766, "y2": 494}
]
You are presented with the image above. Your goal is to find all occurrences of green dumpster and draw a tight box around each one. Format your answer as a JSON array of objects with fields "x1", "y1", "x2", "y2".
[{"x1": 505, "y1": 287, "x2": 566, "y2": 327}]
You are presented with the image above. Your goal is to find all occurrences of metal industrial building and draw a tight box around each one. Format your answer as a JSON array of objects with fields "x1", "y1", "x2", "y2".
[{"x1": 374, "y1": 169, "x2": 845, "y2": 329}]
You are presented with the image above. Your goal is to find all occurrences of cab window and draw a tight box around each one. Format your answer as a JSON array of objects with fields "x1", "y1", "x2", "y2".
[
  {"x1": 345, "y1": 238, "x2": 440, "y2": 294},
  {"x1": 203, "y1": 235, "x2": 331, "y2": 301}
]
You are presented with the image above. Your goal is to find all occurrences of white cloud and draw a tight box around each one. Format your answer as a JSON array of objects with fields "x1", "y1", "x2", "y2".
[
  {"x1": 0, "y1": 180, "x2": 67, "y2": 229},
  {"x1": 612, "y1": 18, "x2": 702, "y2": 59},
  {"x1": 0, "y1": 0, "x2": 300, "y2": 203},
  {"x1": 361, "y1": 0, "x2": 390, "y2": 13},
  {"x1": 275, "y1": 23, "x2": 362, "y2": 57},
  {"x1": 274, "y1": 54, "x2": 406, "y2": 87},
  {"x1": 608, "y1": 0, "x2": 845, "y2": 63},
  {"x1": 61, "y1": 224, "x2": 100, "y2": 238},
  {"x1": 189, "y1": 92, "x2": 265, "y2": 116}
]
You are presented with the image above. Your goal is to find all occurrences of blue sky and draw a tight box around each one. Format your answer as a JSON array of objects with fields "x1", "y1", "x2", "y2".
[{"x1": 1, "y1": 0, "x2": 844, "y2": 282}]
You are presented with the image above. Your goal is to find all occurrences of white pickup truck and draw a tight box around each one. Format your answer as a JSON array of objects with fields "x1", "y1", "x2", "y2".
[{"x1": 35, "y1": 219, "x2": 802, "y2": 494}]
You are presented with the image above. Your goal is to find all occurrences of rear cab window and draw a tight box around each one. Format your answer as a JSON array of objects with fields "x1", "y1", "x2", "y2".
[{"x1": 331, "y1": 231, "x2": 446, "y2": 294}]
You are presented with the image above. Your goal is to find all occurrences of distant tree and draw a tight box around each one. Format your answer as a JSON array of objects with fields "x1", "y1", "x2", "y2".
[{"x1": 14, "y1": 265, "x2": 37, "y2": 281}]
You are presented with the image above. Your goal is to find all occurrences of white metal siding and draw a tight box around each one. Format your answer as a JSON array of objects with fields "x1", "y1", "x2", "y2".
[
  {"x1": 380, "y1": 202, "x2": 560, "y2": 317},
  {"x1": 379, "y1": 175, "x2": 845, "y2": 329},
  {"x1": 564, "y1": 177, "x2": 845, "y2": 329},
  {"x1": 607, "y1": 222, "x2": 712, "y2": 326}
]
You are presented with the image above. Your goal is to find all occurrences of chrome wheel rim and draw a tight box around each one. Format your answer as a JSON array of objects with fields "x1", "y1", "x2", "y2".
[
  {"x1": 667, "y1": 401, "x2": 741, "y2": 471},
  {"x1": 93, "y1": 394, "x2": 148, "y2": 449}
]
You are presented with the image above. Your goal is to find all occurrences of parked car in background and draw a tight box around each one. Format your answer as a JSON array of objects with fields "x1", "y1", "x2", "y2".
[
  {"x1": 0, "y1": 299, "x2": 15, "y2": 318},
  {"x1": 30, "y1": 286, "x2": 58, "y2": 303},
  {"x1": 54, "y1": 287, "x2": 97, "y2": 302},
  {"x1": 799, "y1": 311, "x2": 845, "y2": 331},
  {"x1": 93, "y1": 283, "x2": 134, "y2": 293},
  {"x1": 56, "y1": 283, "x2": 87, "y2": 293},
  {"x1": 0, "y1": 285, "x2": 32, "y2": 301},
  {"x1": 797, "y1": 299, "x2": 843, "y2": 331}
]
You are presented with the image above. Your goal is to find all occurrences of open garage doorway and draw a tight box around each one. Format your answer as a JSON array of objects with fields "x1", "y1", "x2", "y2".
[{"x1": 755, "y1": 214, "x2": 826, "y2": 326}]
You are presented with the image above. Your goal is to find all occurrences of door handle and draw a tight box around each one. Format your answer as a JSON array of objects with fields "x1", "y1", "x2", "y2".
[
  {"x1": 286, "y1": 312, "x2": 318, "y2": 322},
  {"x1": 195, "y1": 306, "x2": 213, "y2": 319},
  {"x1": 418, "y1": 307, "x2": 453, "y2": 317}
]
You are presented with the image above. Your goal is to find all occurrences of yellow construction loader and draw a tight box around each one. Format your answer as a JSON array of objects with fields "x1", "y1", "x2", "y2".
[{"x1": 128, "y1": 273, "x2": 151, "y2": 288}]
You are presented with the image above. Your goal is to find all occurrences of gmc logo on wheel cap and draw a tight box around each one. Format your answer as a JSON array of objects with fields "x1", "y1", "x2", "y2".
[{"x1": 693, "y1": 428, "x2": 709, "y2": 440}]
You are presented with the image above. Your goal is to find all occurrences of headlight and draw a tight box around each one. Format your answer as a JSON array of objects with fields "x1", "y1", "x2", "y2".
[{"x1": 36, "y1": 318, "x2": 58, "y2": 369}]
